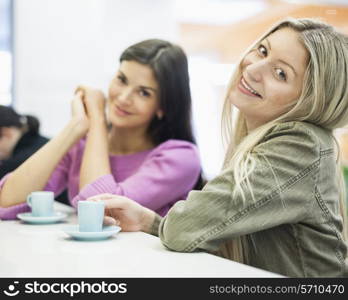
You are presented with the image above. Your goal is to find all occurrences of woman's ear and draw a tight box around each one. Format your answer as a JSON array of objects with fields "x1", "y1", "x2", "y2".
[{"x1": 156, "y1": 109, "x2": 164, "y2": 120}]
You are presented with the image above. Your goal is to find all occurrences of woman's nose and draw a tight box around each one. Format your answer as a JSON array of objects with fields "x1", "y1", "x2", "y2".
[
  {"x1": 118, "y1": 88, "x2": 132, "y2": 104},
  {"x1": 245, "y1": 60, "x2": 266, "y2": 83}
]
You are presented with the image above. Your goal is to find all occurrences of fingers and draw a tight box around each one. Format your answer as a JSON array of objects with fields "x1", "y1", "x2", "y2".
[
  {"x1": 104, "y1": 216, "x2": 121, "y2": 226},
  {"x1": 74, "y1": 85, "x2": 86, "y2": 96},
  {"x1": 72, "y1": 91, "x2": 83, "y2": 102},
  {"x1": 103, "y1": 196, "x2": 132, "y2": 210},
  {"x1": 87, "y1": 194, "x2": 134, "y2": 210},
  {"x1": 88, "y1": 194, "x2": 126, "y2": 210},
  {"x1": 75, "y1": 90, "x2": 83, "y2": 98},
  {"x1": 75, "y1": 85, "x2": 99, "y2": 97},
  {"x1": 88, "y1": 193, "x2": 114, "y2": 202}
]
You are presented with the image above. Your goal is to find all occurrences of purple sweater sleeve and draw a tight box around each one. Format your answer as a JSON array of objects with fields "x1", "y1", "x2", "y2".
[
  {"x1": 71, "y1": 141, "x2": 201, "y2": 212},
  {"x1": 0, "y1": 174, "x2": 31, "y2": 220}
]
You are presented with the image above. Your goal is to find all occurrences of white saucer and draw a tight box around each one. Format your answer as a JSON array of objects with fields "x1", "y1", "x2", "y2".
[
  {"x1": 62, "y1": 225, "x2": 121, "y2": 241},
  {"x1": 17, "y1": 212, "x2": 67, "y2": 224}
]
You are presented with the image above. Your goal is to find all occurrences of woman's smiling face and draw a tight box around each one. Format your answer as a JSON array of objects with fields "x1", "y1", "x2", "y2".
[
  {"x1": 229, "y1": 28, "x2": 309, "y2": 130},
  {"x1": 108, "y1": 60, "x2": 163, "y2": 130}
]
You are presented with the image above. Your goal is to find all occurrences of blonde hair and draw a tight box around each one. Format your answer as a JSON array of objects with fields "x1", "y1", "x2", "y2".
[{"x1": 220, "y1": 18, "x2": 348, "y2": 263}]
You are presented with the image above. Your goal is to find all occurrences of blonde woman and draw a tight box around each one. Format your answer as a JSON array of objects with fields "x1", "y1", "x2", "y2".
[{"x1": 88, "y1": 19, "x2": 348, "y2": 277}]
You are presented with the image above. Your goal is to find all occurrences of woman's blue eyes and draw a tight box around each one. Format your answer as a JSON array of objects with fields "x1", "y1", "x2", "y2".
[{"x1": 256, "y1": 44, "x2": 287, "y2": 81}]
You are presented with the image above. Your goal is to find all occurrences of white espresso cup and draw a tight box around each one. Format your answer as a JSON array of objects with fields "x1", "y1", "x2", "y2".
[
  {"x1": 78, "y1": 201, "x2": 105, "y2": 232},
  {"x1": 27, "y1": 191, "x2": 54, "y2": 217}
]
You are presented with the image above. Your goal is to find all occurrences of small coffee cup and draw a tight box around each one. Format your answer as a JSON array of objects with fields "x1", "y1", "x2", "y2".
[
  {"x1": 27, "y1": 191, "x2": 54, "y2": 217},
  {"x1": 78, "y1": 200, "x2": 105, "y2": 232}
]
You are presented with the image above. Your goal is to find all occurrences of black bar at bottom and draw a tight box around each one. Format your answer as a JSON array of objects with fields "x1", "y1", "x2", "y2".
[{"x1": 0, "y1": 278, "x2": 347, "y2": 299}]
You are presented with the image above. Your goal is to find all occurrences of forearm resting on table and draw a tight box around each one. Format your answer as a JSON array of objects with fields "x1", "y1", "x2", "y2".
[{"x1": 0, "y1": 120, "x2": 83, "y2": 208}]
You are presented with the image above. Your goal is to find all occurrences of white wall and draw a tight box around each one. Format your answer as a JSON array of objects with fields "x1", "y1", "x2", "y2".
[
  {"x1": 13, "y1": 0, "x2": 225, "y2": 179},
  {"x1": 14, "y1": 0, "x2": 178, "y2": 136}
]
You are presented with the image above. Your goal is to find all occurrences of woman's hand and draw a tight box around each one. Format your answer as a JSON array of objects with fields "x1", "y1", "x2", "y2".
[
  {"x1": 70, "y1": 90, "x2": 89, "y2": 138},
  {"x1": 75, "y1": 85, "x2": 106, "y2": 122},
  {"x1": 87, "y1": 194, "x2": 156, "y2": 233}
]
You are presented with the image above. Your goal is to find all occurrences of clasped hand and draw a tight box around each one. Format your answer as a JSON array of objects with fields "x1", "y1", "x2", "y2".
[
  {"x1": 75, "y1": 85, "x2": 106, "y2": 120},
  {"x1": 70, "y1": 85, "x2": 107, "y2": 137}
]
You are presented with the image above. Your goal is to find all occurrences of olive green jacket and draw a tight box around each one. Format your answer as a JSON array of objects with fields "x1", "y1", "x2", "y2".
[{"x1": 151, "y1": 121, "x2": 348, "y2": 277}]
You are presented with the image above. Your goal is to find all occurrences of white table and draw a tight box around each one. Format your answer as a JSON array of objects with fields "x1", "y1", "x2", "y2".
[{"x1": 0, "y1": 203, "x2": 280, "y2": 277}]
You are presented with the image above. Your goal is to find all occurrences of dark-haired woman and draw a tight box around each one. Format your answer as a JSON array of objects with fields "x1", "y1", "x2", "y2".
[
  {"x1": 0, "y1": 39, "x2": 202, "y2": 219},
  {"x1": 0, "y1": 105, "x2": 48, "y2": 179}
]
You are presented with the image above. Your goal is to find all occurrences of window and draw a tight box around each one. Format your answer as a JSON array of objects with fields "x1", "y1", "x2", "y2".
[{"x1": 0, "y1": 0, "x2": 13, "y2": 105}]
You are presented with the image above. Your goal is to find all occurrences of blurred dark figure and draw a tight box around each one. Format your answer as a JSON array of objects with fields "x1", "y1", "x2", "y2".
[{"x1": 0, "y1": 105, "x2": 68, "y2": 204}]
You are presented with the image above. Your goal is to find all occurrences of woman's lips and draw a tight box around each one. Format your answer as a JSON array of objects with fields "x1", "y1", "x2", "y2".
[
  {"x1": 237, "y1": 77, "x2": 262, "y2": 99},
  {"x1": 115, "y1": 105, "x2": 132, "y2": 117}
]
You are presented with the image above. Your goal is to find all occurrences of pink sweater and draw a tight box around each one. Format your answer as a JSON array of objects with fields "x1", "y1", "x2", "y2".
[{"x1": 0, "y1": 139, "x2": 201, "y2": 220}]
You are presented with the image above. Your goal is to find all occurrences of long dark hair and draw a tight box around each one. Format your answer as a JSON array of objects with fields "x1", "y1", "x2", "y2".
[
  {"x1": 0, "y1": 105, "x2": 40, "y2": 136},
  {"x1": 120, "y1": 39, "x2": 195, "y2": 144},
  {"x1": 120, "y1": 39, "x2": 205, "y2": 189}
]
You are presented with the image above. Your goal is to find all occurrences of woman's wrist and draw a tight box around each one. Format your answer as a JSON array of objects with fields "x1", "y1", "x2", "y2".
[
  {"x1": 89, "y1": 115, "x2": 107, "y2": 128},
  {"x1": 148, "y1": 214, "x2": 162, "y2": 237},
  {"x1": 68, "y1": 118, "x2": 89, "y2": 139},
  {"x1": 141, "y1": 208, "x2": 157, "y2": 234}
]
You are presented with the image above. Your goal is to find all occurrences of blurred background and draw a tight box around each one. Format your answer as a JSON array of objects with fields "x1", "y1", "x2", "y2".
[{"x1": 1, "y1": 0, "x2": 348, "y2": 179}]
